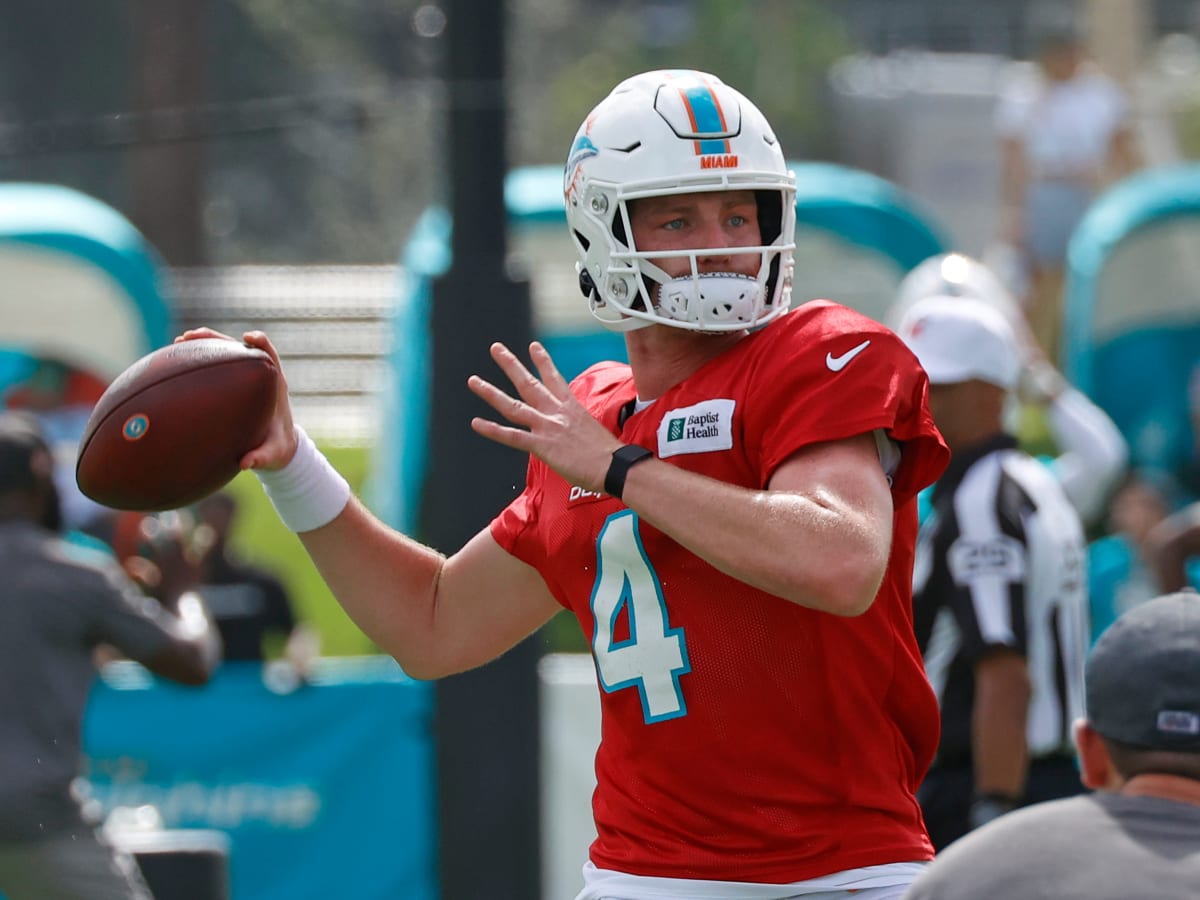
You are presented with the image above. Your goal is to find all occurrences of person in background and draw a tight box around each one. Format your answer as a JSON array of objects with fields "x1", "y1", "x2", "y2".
[
  {"x1": 1178, "y1": 361, "x2": 1200, "y2": 503},
  {"x1": 112, "y1": 509, "x2": 208, "y2": 614},
  {"x1": 890, "y1": 252, "x2": 1128, "y2": 531},
  {"x1": 1145, "y1": 499, "x2": 1200, "y2": 598},
  {"x1": 180, "y1": 69, "x2": 952, "y2": 899},
  {"x1": 193, "y1": 490, "x2": 319, "y2": 674},
  {"x1": 904, "y1": 590, "x2": 1200, "y2": 899},
  {"x1": 2, "y1": 355, "x2": 115, "y2": 544},
  {"x1": 1087, "y1": 364, "x2": 1200, "y2": 643},
  {"x1": 1087, "y1": 472, "x2": 1183, "y2": 643},
  {"x1": 0, "y1": 413, "x2": 221, "y2": 900},
  {"x1": 897, "y1": 297, "x2": 1091, "y2": 851},
  {"x1": 994, "y1": 7, "x2": 1139, "y2": 363}
]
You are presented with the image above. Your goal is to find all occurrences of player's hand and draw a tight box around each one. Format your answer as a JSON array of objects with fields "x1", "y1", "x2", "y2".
[
  {"x1": 175, "y1": 327, "x2": 299, "y2": 471},
  {"x1": 468, "y1": 341, "x2": 622, "y2": 492}
]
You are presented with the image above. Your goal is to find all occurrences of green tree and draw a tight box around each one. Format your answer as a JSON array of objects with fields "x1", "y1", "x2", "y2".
[{"x1": 511, "y1": 0, "x2": 855, "y2": 166}]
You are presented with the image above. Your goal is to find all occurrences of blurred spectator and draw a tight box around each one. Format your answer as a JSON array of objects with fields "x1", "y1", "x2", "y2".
[
  {"x1": 0, "y1": 413, "x2": 220, "y2": 900},
  {"x1": 903, "y1": 591, "x2": 1200, "y2": 899},
  {"x1": 1087, "y1": 472, "x2": 1196, "y2": 643},
  {"x1": 2, "y1": 355, "x2": 113, "y2": 541},
  {"x1": 1087, "y1": 361, "x2": 1200, "y2": 645},
  {"x1": 1191, "y1": 363, "x2": 1200, "y2": 455},
  {"x1": 897, "y1": 297, "x2": 1091, "y2": 851},
  {"x1": 1182, "y1": 361, "x2": 1200, "y2": 501},
  {"x1": 995, "y1": 9, "x2": 1139, "y2": 362},
  {"x1": 194, "y1": 491, "x2": 318, "y2": 674},
  {"x1": 1145, "y1": 500, "x2": 1200, "y2": 597}
]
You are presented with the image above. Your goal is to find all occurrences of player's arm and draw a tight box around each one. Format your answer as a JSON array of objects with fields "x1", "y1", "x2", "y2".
[
  {"x1": 137, "y1": 591, "x2": 223, "y2": 685},
  {"x1": 469, "y1": 341, "x2": 893, "y2": 617},
  {"x1": 98, "y1": 568, "x2": 223, "y2": 687},
  {"x1": 297, "y1": 498, "x2": 561, "y2": 679},
  {"x1": 1018, "y1": 349, "x2": 1129, "y2": 527},
  {"x1": 178, "y1": 327, "x2": 561, "y2": 680},
  {"x1": 971, "y1": 647, "x2": 1031, "y2": 821},
  {"x1": 998, "y1": 134, "x2": 1028, "y2": 246},
  {"x1": 619, "y1": 431, "x2": 892, "y2": 616},
  {"x1": 1106, "y1": 121, "x2": 1140, "y2": 182}
]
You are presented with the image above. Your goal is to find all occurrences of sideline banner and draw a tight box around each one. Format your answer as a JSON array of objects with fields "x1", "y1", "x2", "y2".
[{"x1": 81, "y1": 657, "x2": 435, "y2": 900}]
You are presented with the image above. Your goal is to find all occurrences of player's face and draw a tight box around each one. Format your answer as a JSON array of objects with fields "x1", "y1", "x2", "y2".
[{"x1": 629, "y1": 190, "x2": 762, "y2": 279}]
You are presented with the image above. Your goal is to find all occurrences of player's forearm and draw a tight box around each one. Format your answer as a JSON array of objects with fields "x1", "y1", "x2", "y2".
[
  {"x1": 619, "y1": 460, "x2": 888, "y2": 615},
  {"x1": 298, "y1": 495, "x2": 446, "y2": 668},
  {"x1": 1047, "y1": 386, "x2": 1129, "y2": 525},
  {"x1": 972, "y1": 654, "x2": 1031, "y2": 800},
  {"x1": 297, "y1": 498, "x2": 558, "y2": 678}
]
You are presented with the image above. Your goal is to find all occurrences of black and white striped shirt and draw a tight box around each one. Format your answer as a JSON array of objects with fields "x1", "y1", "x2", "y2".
[{"x1": 913, "y1": 434, "x2": 1089, "y2": 764}]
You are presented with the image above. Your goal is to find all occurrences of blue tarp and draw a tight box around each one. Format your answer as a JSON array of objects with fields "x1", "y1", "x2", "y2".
[{"x1": 80, "y1": 658, "x2": 436, "y2": 900}]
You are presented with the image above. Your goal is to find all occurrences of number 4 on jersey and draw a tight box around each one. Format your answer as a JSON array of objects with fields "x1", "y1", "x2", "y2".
[{"x1": 590, "y1": 511, "x2": 691, "y2": 723}]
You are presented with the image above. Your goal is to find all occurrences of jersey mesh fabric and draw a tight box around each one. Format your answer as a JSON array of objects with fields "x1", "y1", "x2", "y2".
[{"x1": 492, "y1": 301, "x2": 950, "y2": 882}]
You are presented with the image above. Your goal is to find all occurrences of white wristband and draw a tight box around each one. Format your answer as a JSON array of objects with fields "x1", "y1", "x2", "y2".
[{"x1": 255, "y1": 426, "x2": 351, "y2": 532}]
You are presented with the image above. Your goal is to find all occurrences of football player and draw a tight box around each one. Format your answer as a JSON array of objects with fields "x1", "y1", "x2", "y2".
[{"x1": 182, "y1": 70, "x2": 950, "y2": 899}]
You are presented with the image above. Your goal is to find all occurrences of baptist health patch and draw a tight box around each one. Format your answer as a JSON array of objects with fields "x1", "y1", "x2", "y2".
[{"x1": 657, "y1": 399, "x2": 736, "y2": 459}]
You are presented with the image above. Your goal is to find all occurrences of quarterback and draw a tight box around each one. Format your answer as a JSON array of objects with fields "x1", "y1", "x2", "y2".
[{"x1": 182, "y1": 70, "x2": 949, "y2": 899}]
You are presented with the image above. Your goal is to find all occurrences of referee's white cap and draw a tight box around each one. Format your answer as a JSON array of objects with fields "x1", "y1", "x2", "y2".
[{"x1": 896, "y1": 295, "x2": 1021, "y2": 391}]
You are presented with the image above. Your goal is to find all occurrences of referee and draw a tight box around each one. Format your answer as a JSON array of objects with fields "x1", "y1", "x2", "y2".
[{"x1": 898, "y1": 297, "x2": 1090, "y2": 851}]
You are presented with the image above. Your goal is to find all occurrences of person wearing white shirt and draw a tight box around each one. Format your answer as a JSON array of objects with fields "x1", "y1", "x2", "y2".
[{"x1": 994, "y1": 14, "x2": 1139, "y2": 363}]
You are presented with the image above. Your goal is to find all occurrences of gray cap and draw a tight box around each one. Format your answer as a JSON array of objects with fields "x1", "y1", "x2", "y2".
[{"x1": 1087, "y1": 592, "x2": 1200, "y2": 751}]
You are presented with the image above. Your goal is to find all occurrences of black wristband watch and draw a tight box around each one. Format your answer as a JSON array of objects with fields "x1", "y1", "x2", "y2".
[{"x1": 604, "y1": 445, "x2": 654, "y2": 500}]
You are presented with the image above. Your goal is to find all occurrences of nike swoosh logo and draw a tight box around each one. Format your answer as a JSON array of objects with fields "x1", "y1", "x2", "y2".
[{"x1": 826, "y1": 339, "x2": 871, "y2": 372}]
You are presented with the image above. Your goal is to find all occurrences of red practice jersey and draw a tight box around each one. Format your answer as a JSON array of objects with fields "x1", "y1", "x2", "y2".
[{"x1": 491, "y1": 300, "x2": 950, "y2": 883}]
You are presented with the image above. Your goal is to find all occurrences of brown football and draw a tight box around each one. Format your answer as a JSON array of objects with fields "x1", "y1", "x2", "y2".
[{"x1": 76, "y1": 339, "x2": 278, "y2": 511}]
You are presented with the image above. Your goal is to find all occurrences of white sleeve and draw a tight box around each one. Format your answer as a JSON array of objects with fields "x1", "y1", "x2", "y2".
[{"x1": 1046, "y1": 387, "x2": 1129, "y2": 526}]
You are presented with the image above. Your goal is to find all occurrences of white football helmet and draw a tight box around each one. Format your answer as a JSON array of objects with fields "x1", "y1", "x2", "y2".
[
  {"x1": 563, "y1": 70, "x2": 796, "y2": 332},
  {"x1": 887, "y1": 252, "x2": 1023, "y2": 333}
]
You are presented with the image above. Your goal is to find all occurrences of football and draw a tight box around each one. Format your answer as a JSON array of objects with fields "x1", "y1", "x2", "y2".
[{"x1": 76, "y1": 339, "x2": 279, "y2": 511}]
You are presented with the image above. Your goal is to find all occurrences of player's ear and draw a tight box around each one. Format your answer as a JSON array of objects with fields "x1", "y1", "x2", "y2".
[{"x1": 1073, "y1": 719, "x2": 1116, "y2": 790}]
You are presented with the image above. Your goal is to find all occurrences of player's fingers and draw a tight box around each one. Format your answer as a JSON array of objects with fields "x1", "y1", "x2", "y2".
[
  {"x1": 469, "y1": 416, "x2": 533, "y2": 453},
  {"x1": 467, "y1": 375, "x2": 537, "y2": 426},
  {"x1": 489, "y1": 342, "x2": 556, "y2": 407},
  {"x1": 175, "y1": 327, "x2": 237, "y2": 343},
  {"x1": 529, "y1": 341, "x2": 572, "y2": 399},
  {"x1": 239, "y1": 426, "x2": 297, "y2": 472},
  {"x1": 242, "y1": 330, "x2": 284, "y2": 368}
]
